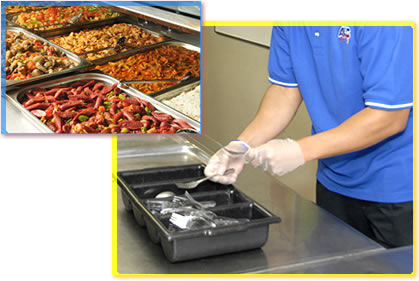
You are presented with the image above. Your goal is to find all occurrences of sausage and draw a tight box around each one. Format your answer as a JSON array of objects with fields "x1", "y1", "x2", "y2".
[
  {"x1": 119, "y1": 120, "x2": 143, "y2": 130},
  {"x1": 92, "y1": 82, "x2": 104, "y2": 92},
  {"x1": 25, "y1": 103, "x2": 50, "y2": 110},
  {"x1": 31, "y1": 109, "x2": 46, "y2": 118},
  {"x1": 94, "y1": 95, "x2": 103, "y2": 108},
  {"x1": 172, "y1": 118, "x2": 193, "y2": 129},
  {"x1": 152, "y1": 111, "x2": 173, "y2": 123},
  {"x1": 122, "y1": 111, "x2": 135, "y2": 121},
  {"x1": 53, "y1": 112, "x2": 63, "y2": 133},
  {"x1": 113, "y1": 111, "x2": 123, "y2": 124},
  {"x1": 82, "y1": 80, "x2": 95, "y2": 89},
  {"x1": 60, "y1": 100, "x2": 82, "y2": 111}
]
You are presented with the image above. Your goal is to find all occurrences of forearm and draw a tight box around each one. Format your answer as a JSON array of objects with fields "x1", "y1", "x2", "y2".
[
  {"x1": 237, "y1": 84, "x2": 302, "y2": 147},
  {"x1": 298, "y1": 107, "x2": 411, "y2": 162}
]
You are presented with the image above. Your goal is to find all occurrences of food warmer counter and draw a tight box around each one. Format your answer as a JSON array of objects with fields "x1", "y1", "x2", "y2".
[
  {"x1": 116, "y1": 134, "x2": 413, "y2": 274},
  {"x1": 4, "y1": 4, "x2": 200, "y2": 134}
]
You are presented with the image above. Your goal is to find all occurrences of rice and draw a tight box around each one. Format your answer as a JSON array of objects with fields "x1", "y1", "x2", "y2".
[{"x1": 162, "y1": 86, "x2": 200, "y2": 121}]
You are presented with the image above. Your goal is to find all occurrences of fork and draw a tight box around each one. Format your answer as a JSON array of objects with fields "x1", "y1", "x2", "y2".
[{"x1": 169, "y1": 213, "x2": 216, "y2": 230}]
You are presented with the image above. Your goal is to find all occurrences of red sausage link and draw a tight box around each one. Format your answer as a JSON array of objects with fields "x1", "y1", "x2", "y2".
[
  {"x1": 60, "y1": 100, "x2": 83, "y2": 111},
  {"x1": 122, "y1": 111, "x2": 135, "y2": 121},
  {"x1": 152, "y1": 111, "x2": 173, "y2": 123},
  {"x1": 26, "y1": 103, "x2": 50, "y2": 110},
  {"x1": 119, "y1": 120, "x2": 143, "y2": 130},
  {"x1": 92, "y1": 82, "x2": 104, "y2": 92},
  {"x1": 58, "y1": 111, "x2": 77, "y2": 119},
  {"x1": 94, "y1": 95, "x2": 103, "y2": 108},
  {"x1": 172, "y1": 119, "x2": 193, "y2": 129},
  {"x1": 44, "y1": 88, "x2": 59, "y2": 96},
  {"x1": 82, "y1": 80, "x2": 95, "y2": 89},
  {"x1": 31, "y1": 109, "x2": 46, "y2": 118},
  {"x1": 53, "y1": 112, "x2": 63, "y2": 133},
  {"x1": 113, "y1": 111, "x2": 123, "y2": 124}
]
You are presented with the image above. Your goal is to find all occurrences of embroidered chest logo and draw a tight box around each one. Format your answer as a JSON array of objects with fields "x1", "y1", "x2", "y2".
[{"x1": 338, "y1": 26, "x2": 351, "y2": 44}]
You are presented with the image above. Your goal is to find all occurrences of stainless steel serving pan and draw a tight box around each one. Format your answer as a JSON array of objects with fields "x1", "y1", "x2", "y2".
[
  {"x1": 6, "y1": 72, "x2": 200, "y2": 134},
  {"x1": 91, "y1": 41, "x2": 200, "y2": 97},
  {"x1": 151, "y1": 81, "x2": 200, "y2": 122},
  {"x1": 43, "y1": 16, "x2": 171, "y2": 63},
  {"x1": 6, "y1": 6, "x2": 126, "y2": 37},
  {"x1": 5, "y1": 27, "x2": 90, "y2": 90}
]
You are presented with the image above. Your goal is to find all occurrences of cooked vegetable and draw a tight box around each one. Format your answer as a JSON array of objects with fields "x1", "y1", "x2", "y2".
[
  {"x1": 21, "y1": 80, "x2": 194, "y2": 134},
  {"x1": 49, "y1": 23, "x2": 165, "y2": 60},
  {"x1": 12, "y1": 6, "x2": 120, "y2": 30},
  {"x1": 6, "y1": 6, "x2": 47, "y2": 14},
  {"x1": 6, "y1": 32, "x2": 76, "y2": 80},
  {"x1": 94, "y1": 45, "x2": 200, "y2": 95}
]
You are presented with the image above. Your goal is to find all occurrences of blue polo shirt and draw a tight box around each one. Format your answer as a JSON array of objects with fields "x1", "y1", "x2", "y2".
[{"x1": 268, "y1": 26, "x2": 413, "y2": 203}]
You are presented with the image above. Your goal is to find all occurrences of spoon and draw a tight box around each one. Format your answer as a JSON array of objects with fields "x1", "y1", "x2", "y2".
[
  {"x1": 77, "y1": 37, "x2": 127, "y2": 56},
  {"x1": 175, "y1": 168, "x2": 235, "y2": 189}
]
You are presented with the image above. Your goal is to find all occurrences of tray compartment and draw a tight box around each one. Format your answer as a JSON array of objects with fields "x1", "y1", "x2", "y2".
[
  {"x1": 6, "y1": 27, "x2": 90, "y2": 89},
  {"x1": 6, "y1": 72, "x2": 199, "y2": 133},
  {"x1": 92, "y1": 41, "x2": 200, "y2": 96},
  {"x1": 45, "y1": 16, "x2": 170, "y2": 63},
  {"x1": 117, "y1": 164, "x2": 281, "y2": 262},
  {"x1": 6, "y1": 6, "x2": 125, "y2": 37}
]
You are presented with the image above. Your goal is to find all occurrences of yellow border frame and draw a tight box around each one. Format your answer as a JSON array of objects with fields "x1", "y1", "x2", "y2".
[{"x1": 112, "y1": 21, "x2": 416, "y2": 277}]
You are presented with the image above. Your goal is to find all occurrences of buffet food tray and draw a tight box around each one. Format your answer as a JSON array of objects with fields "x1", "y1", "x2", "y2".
[
  {"x1": 6, "y1": 72, "x2": 200, "y2": 134},
  {"x1": 6, "y1": 6, "x2": 126, "y2": 37},
  {"x1": 117, "y1": 164, "x2": 281, "y2": 262},
  {"x1": 44, "y1": 16, "x2": 171, "y2": 63},
  {"x1": 92, "y1": 41, "x2": 200, "y2": 94},
  {"x1": 151, "y1": 80, "x2": 200, "y2": 122},
  {"x1": 5, "y1": 27, "x2": 90, "y2": 90}
]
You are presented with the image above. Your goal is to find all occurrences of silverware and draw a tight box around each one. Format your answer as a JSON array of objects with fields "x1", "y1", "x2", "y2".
[{"x1": 175, "y1": 168, "x2": 235, "y2": 189}]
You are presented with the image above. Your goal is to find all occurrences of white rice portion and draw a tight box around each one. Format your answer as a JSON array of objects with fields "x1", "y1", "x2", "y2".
[{"x1": 162, "y1": 86, "x2": 200, "y2": 121}]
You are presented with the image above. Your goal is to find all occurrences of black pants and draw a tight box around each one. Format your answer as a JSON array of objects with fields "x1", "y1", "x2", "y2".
[{"x1": 316, "y1": 181, "x2": 413, "y2": 248}]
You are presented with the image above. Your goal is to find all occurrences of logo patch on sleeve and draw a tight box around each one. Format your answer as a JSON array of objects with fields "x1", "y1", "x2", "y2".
[{"x1": 338, "y1": 26, "x2": 351, "y2": 44}]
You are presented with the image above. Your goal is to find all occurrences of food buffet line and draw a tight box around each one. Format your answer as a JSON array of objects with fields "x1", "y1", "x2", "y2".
[
  {"x1": 116, "y1": 135, "x2": 413, "y2": 274},
  {"x1": 5, "y1": 4, "x2": 201, "y2": 134}
]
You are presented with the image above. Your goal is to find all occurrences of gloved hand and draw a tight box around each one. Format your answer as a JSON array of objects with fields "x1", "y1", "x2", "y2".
[
  {"x1": 245, "y1": 138, "x2": 305, "y2": 176},
  {"x1": 204, "y1": 140, "x2": 250, "y2": 184}
]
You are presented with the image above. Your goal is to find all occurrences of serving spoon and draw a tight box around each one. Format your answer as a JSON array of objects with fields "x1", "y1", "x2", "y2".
[
  {"x1": 175, "y1": 168, "x2": 235, "y2": 189},
  {"x1": 76, "y1": 37, "x2": 127, "y2": 56},
  {"x1": 119, "y1": 71, "x2": 193, "y2": 87}
]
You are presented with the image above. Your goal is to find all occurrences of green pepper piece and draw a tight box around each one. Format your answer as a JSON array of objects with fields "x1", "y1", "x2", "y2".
[
  {"x1": 141, "y1": 127, "x2": 147, "y2": 133},
  {"x1": 118, "y1": 94, "x2": 126, "y2": 100},
  {"x1": 145, "y1": 106, "x2": 151, "y2": 115},
  {"x1": 106, "y1": 91, "x2": 115, "y2": 98},
  {"x1": 134, "y1": 113, "x2": 140, "y2": 118},
  {"x1": 121, "y1": 128, "x2": 129, "y2": 133},
  {"x1": 78, "y1": 115, "x2": 89, "y2": 122}
]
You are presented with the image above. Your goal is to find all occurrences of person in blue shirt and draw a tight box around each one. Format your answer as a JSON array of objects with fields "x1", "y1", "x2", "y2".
[{"x1": 204, "y1": 26, "x2": 413, "y2": 248}]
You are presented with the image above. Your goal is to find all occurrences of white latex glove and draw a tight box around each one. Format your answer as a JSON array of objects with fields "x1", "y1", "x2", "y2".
[
  {"x1": 204, "y1": 140, "x2": 250, "y2": 184},
  {"x1": 245, "y1": 138, "x2": 305, "y2": 176}
]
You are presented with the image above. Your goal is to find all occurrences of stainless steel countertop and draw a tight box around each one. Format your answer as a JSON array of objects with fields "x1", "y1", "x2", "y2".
[
  {"x1": 116, "y1": 135, "x2": 395, "y2": 274},
  {"x1": 275, "y1": 245, "x2": 413, "y2": 274}
]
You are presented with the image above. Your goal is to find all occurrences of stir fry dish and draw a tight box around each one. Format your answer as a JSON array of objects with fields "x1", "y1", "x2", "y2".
[
  {"x1": 94, "y1": 45, "x2": 200, "y2": 94},
  {"x1": 21, "y1": 80, "x2": 194, "y2": 133},
  {"x1": 11, "y1": 6, "x2": 120, "y2": 30},
  {"x1": 6, "y1": 32, "x2": 77, "y2": 81},
  {"x1": 6, "y1": 6, "x2": 47, "y2": 14},
  {"x1": 49, "y1": 23, "x2": 165, "y2": 61}
]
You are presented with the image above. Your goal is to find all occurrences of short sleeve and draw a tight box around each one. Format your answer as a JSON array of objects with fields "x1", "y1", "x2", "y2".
[
  {"x1": 358, "y1": 26, "x2": 413, "y2": 110},
  {"x1": 268, "y1": 27, "x2": 298, "y2": 87}
]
